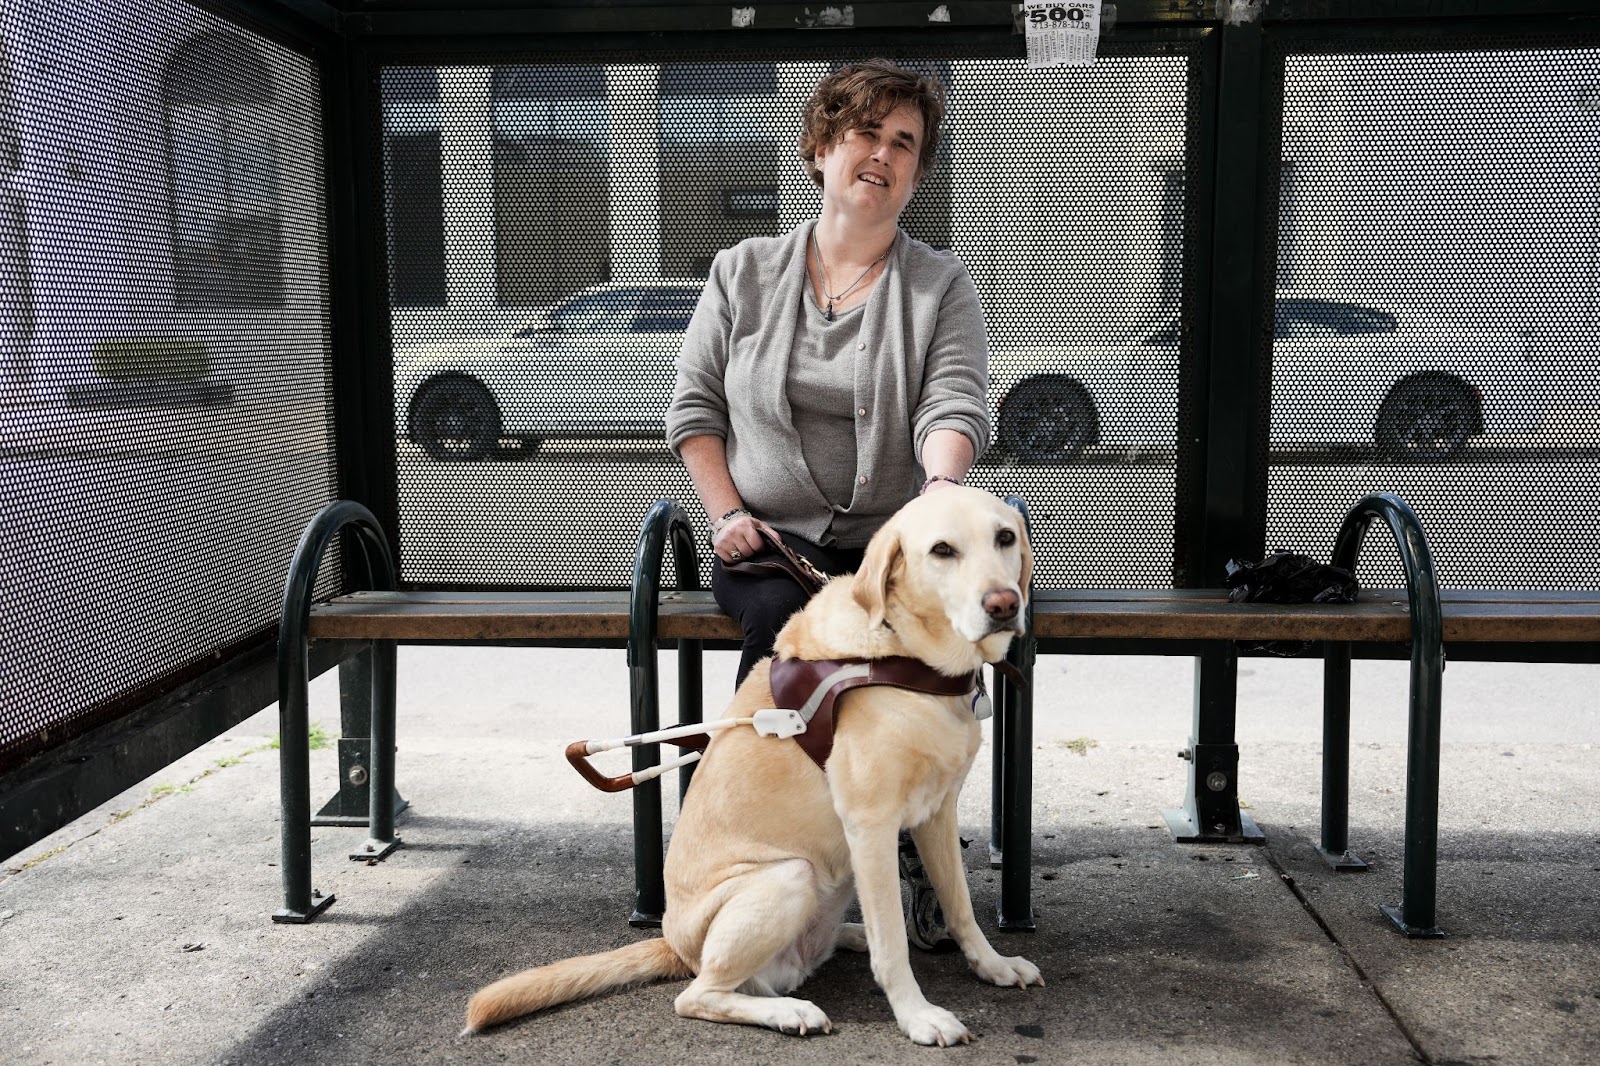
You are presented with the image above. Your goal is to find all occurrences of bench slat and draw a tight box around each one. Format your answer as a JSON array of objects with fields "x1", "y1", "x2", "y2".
[
  {"x1": 334, "y1": 589, "x2": 635, "y2": 602},
  {"x1": 310, "y1": 599, "x2": 738, "y2": 641},
  {"x1": 307, "y1": 588, "x2": 1600, "y2": 644},
  {"x1": 326, "y1": 588, "x2": 1599, "y2": 607},
  {"x1": 1032, "y1": 589, "x2": 1600, "y2": 605},
  {"x1": 1028, "y1": 598, "x2": 1600, "y2": 643}
]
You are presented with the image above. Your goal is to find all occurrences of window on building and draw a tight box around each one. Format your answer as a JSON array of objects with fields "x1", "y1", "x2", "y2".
[
  {"x1": 659, "y1": 63, "x2": 782, "y2": 278},
  {"x1": 0, "y1": 35, "x2": 33, "y2": 396},
  {"x1": 382, "y1": 69, "x2": 446, "y2": 308},
  {"x1": 1157, "y1": 168, "x2": 1185, "y2": 308},
  {"x1": 1277, "y1": 159, "x2": 1300, "y2": 290},
  {"x1": 162, "y1": 33, "x2": 283, "y2": 307},
  {"x1": 493, "y1": 65, "x2": 610, "y2": 306}
]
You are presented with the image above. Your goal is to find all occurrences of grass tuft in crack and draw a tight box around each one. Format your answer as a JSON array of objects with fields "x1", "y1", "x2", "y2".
[{"x1": 4, "y1": 724, "x2": 335, "y2": 877}]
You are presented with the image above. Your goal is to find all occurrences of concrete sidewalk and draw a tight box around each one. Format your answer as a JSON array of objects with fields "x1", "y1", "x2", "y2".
[{"x1": 2, "y1": 648, "x2": 1597, "y2": 1065}]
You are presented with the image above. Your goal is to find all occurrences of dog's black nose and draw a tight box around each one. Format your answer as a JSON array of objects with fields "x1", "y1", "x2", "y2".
[{"x1": 983, "y1": 589, "x2": 1019, "y2": 623}]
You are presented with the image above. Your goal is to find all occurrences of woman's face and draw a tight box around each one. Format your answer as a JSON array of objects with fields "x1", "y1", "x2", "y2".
[{"x1": 813, "y1": 102, "x2": 924, "y2": 221}]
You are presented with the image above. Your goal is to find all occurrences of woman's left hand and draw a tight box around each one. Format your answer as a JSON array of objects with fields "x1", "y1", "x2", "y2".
[{"x1": 713, "y1": 514, "x2": 777, "y2": 564}]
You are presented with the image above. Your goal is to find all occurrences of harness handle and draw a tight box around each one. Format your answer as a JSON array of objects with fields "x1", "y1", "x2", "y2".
[
  {"x1": 566, "y1": 710, "x2": 807, "y2": 792},
  {"x1": 566, "y1": 742, "x2": 704, "y2": 793}
]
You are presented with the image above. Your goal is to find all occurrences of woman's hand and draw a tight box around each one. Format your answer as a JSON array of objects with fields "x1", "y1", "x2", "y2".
[{"x1": 712, "y1": 513, "x2": 778, "y2": 564}]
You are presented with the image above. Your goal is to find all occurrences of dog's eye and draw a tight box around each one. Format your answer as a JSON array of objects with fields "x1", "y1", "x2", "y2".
[
  {"x1": 930, "y1": 541, "x2": 957, "y2": 558},
  {"x1": 996, "y1": 529, "x2": 1017, "y2": 547}
]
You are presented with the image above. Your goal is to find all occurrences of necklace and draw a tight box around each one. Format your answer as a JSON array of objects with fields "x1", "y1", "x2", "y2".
[{"x1": 812, "y1": 231, "x2": 892, "y2": 322}]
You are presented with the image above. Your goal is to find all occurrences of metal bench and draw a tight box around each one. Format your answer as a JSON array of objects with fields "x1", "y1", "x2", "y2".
[{"x1": 273, "y1": 495, "x2": 1600, "y2": 938}]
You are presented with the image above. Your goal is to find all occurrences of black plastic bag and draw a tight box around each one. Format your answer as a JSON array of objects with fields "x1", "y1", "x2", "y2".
[{"x1": 1224, "y1": 551, "x2": 1359, "y2": 656}]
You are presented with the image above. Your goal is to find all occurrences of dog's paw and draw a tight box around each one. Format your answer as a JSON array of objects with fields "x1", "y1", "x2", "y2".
[
  {"x1": 971, "y1": 953, "x2": 1044, "y2": 990},
  {"x1": 835, "y1": 922, "x2": 869, "y2": 953},
  {"x1": 759, "y1": 997, "x2": 833, "y2": 1037},
  {"x1": 900, "y1": 1003, "x2": 971, "y2": 1047}
]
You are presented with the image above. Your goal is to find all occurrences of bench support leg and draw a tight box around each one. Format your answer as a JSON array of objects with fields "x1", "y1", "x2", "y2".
[
  {"x1": 1318, "y1": 641, "x2": 1367, "y2": 870},
  {"x1": 312, "y1": 645, "x2": 410, "y2": 828},
  {"x1": 351, "y1": 640, "x2": 402, "y2": 862},
  {"x1": 995, "y1": 642, "x2": 1035, "y2": 930},
  {"x1": 677, "y1": 640, "x2": 703, "y2": 802},
  {"x1": 989, "y1": 666, "x2": 1006, "y2": 870},
  {"x1": 1163, "y1": 647, "x2": 1263, "y2": 845},
  {"x1": 1384, "y1": 626, "x2": 1445, "y2": 939},
  {"x1": 629, "y1": 658, "x2": 666, "y2": 927},
  {"x1": 274, "y1": 631, "x2": 334, "y2": 924},
  {"x1": 627, "y1": 637, "x2": 702, "y2": 927},
  {"x1": 626, "y1": 500, "x2": 702, "y2": 928}
]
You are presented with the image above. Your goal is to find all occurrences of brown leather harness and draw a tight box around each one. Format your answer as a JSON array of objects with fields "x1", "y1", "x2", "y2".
[
  {"x1": 566, "y1": 655, "x2": 1027, "y2": 790},
  {"x1": 681, "y1": 655, "x2": 1025, "y2": 770}
]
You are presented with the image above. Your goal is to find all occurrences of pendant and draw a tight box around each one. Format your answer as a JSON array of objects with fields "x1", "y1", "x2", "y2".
[
  {"x1": 970, "y1": 673, "x2": 993, "y2": 722},
  {"x1": 825, "y1": 300, "x2": 834, "y2": 322}
]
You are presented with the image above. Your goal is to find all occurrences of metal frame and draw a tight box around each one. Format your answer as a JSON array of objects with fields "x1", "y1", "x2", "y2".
[
  {"x1": 1165, "y1": 3, "x2": 1600, "y2": 845},
  {"x1": 0, "y1": 0, "x2": 351, "y2": 858},
  {"x1": 274, "y1": 500, "x2": 403, "y2": 923},
  {"x1": 1173, "y1": 9, "x2": 1275, "y2": 847},
  {"x1": 6, "y1": 0, "x2": 1599, "y2": 922},
  {"x1": 991, "y1": 497, "x2": 1037, "y2": 929},
  {"x1": 624, "y1": 500, "x2": 703, "y2": 925},
  {"x1": 1321, "y1": 494, "x2": 1447, "y2": 938}
]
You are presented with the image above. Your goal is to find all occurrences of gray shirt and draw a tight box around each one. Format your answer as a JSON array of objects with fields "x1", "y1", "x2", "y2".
[
  {"x1": 788, "y1": 293, "x2": 865, "y2": 514},
  {"x1": 665, "y1": 220, "x2": 990, "y2": 547}
]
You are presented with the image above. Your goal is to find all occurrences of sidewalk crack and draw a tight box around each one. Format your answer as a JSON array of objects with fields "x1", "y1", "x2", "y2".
[{"x1": 1261, "y1": 845, "x2": 1434, "y2": 1065}]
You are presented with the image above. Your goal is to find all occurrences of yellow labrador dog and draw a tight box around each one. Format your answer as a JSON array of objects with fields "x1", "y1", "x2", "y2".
[{"x1": 466, "y1": 486, "x2": 1042, "y2": 1045}]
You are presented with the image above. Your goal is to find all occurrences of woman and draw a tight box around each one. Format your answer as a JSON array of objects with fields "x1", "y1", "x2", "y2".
[
  {"x1": 666, "y1": 60, "x2": 991, "y2": 954},
  {"x1": 667, "y1": 59, "x2": 990, "y2": 686}
]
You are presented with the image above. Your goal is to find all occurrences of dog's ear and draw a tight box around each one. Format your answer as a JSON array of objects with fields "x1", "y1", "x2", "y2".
[
  {"x1": 1016, "y1": 521, "x2": 1034, "y2": 607},
  {"x1": 852, "y1": 524, "x2": 903, "y2": 628}
]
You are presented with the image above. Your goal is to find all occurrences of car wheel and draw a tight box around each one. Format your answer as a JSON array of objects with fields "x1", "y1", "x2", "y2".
[
  {"x1": 408, "y1": 375, "x2": 502, "y2": 461},
  {"x1": 998, "y1": 376, "x2": 1098, "y2": 463},
  {"x1": 1374, "y1": 377, "x2": 1475, "y2": 462}
]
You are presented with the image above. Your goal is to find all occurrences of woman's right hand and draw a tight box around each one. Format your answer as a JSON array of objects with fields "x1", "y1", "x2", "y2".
[{"x1": 712, "y1": 514, "x2": 776, "y2": 565}]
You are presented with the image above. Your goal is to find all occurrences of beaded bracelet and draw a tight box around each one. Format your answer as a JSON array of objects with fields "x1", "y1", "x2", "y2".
[
  {"x1": 919, "y1": 474, "x2": 963, "y2": 495},
  {"x1": 712, "y1": 507, "x2": 751, "y2": 533}
]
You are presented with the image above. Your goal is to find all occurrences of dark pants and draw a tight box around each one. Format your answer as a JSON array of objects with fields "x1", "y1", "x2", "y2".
[{"x1": 712, "y1": 532, "x2": 865, "y2": 686}]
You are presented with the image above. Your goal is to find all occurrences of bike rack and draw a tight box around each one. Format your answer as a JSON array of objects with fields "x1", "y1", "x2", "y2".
[
  {"x1": 274, "y1": 500, "x2": 400, "y2": 923},
  {"x1": 625, "y1": 500, "x2": 703, "y2": 926},
  {"x1": 1318, "y1": 492, "x2": 1446, "y2": 938},
  {"x1": 990, "y1": 495, "x2": 1036, "y2": 930}
]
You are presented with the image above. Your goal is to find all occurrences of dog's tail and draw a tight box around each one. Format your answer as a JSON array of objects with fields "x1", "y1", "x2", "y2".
[{"x1": 463, "y1": 937, "x2": 692, "y2": 1034}]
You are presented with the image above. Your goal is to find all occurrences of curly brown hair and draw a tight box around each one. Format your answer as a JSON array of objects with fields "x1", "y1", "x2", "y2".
[{"x1": 798, "y1": 59, "x2": 946, "y2": 189}]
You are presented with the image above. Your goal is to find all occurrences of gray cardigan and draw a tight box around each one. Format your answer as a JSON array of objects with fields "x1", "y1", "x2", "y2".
[{"x1": 666, "y1": 221, "x2": 990, "y2": 546}]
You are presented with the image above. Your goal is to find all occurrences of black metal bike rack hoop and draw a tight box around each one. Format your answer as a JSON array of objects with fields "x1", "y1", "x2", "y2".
[
  {"x1": 274, "y1": 500, "x2": 401, "y2": 924},
  {"x1": 626, "y1": 500, "x2": 703, "y2": 926},
  {"x1": 1320, "y1": 493, "x2": 1447, "y2": 938},
  {"x1": 992, "y1": 495, "x2": 1037, "y2": 930}
]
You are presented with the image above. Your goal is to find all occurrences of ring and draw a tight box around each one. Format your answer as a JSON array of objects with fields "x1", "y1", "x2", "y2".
[{"x1": 729, "y1": 549, "x2": 742, "y2": 561}]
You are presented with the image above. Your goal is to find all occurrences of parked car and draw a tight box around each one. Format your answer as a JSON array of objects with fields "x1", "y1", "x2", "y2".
[
  {"x1": 398, "y1": 287, "x2": 1537, "y2": 464},
  {"x1": 989, "y1": 296, "x2": 1538, "y2": 463},
  {"x1": 395, "y1": 281, "x2": 703, "y2": 460}
]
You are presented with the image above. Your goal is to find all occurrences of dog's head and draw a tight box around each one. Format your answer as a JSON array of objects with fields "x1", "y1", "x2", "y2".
[{"x1": 851, "y1": 486, "x2": 1032, "y2": 667}]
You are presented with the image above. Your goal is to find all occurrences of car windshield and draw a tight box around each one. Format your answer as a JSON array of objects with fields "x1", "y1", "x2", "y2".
[
  {"x1": 509, "y1": 287, "x2": 701, "y2": 338},
  {"x1": 1275, "y1": 300, "x2": 1398, "y2": 338},
  {"x1": 1094, "y1": 301, "x2": 1400, "y2": 347}
]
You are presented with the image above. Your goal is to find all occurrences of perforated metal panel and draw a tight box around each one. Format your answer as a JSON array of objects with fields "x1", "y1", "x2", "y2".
[
  {"x1": 384, "y1": 46, "x2": 1203, "y2": 590},
  {"x1": 1264, "y1": 38, "x2": 1600, "y2": 590},
  {"x1": 0, "y1": 3, "x2": 338, "y2": 771}
]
